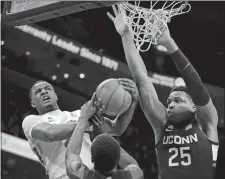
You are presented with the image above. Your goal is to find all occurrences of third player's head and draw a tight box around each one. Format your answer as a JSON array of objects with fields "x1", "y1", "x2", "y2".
[
  {"x1": 91, "y1": 134, "x2": 120, "y2": 175},
  {"x1": 166, "y1": 86, "x2": 196, "y2": 124},
  {"x1": 29, "y1": 80, "x2": 59, "y2": 114}
]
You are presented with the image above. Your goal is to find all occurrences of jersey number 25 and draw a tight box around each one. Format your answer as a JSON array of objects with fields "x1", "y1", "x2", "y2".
[{"x1": 169, "y1": 147, "x2": 191, "y2": 167}]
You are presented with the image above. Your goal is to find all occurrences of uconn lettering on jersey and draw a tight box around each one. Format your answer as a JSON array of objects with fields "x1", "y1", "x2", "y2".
[{"x1": 163, "y1": 134, "x2": 198, "y2": 145}]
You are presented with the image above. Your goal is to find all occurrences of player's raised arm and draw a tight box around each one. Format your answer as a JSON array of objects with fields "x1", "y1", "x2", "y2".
[
  {"x1": 66, "y1": 94, "x2": 98, "y2": 179},
  {"x1": 22, "y1": 115, "x2": 76, "y2": 142},
  {"x1": 118, "y1": 147, "x2": 139, "y2": 169},
  {"x1": 107, "y1": 5, "x2": 167, "y2": 142},
  {"x1": 158, "y1": 26, "x2": 218, "y2": 143}
]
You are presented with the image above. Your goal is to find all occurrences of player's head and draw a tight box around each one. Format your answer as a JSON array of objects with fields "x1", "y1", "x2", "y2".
[
  {"x1": 166, "y1": 86, "x2": 196, "y2": 123},
  {"x1": 29, "y1": 80, "x2": 58, "y2": 114},
  {"x1": 91, "y1": 134, "x2": 120, "y2": 174}
]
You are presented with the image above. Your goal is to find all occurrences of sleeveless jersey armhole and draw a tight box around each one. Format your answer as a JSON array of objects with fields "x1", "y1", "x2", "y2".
[
  {"x1": 197, "y1": 122, "x2": 219, "y2": 168},
  {"x1": 197, "y1": 123, "x2": 219, "y2": 145},
  {"x1": 155, "y1": 122, "x2": 168, "y2": 147}
]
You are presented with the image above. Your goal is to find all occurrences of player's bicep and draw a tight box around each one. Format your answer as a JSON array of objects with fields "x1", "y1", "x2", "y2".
[
  {"x1": 31, "y1": 122, "x2": 54, "y2": 142},
  {"x1": 119, "y1": 147, "x2": 139, "y2": 169},
  {"x1": 137, "y1": 76, "x2": 166, "y2": 131},
  {"x1": 197, "y1": 99, "x2": 218, "y2": 126},
  {"x1": 124, "y1": 164, "x2": 144, "y2": 179},
  {"x1": 65, "y1": 152, "x2": 88, "y2": 179},
  {"x1": 22, "y1": 115, "x2": 48, "y2": 139}
]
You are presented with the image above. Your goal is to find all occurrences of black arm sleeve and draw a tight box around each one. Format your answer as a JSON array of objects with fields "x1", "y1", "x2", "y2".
[{"x1": 171, "y1": 49, "x2": 210, "y2": 106}]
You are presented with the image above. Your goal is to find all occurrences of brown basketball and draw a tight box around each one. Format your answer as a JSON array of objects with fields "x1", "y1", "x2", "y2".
[{"x1": 96, "y1": 79, "x2": 132, "y2": 116}]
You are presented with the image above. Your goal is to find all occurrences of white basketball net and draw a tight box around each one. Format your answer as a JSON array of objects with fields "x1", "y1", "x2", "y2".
[{"x1": 117, "y1": 1, "x2": 191, "y2": 52}]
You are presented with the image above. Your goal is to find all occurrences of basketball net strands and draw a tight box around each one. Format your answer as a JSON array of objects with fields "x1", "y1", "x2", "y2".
[
  {"x1": 1, "y1": 1, "x2": 119, "y2": 26},
  {"x1": 117, "y1": 1, "x2": 191, "y2": 52}
]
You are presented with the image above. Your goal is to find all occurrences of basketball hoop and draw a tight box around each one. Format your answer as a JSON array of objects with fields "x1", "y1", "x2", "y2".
[{"x1": 117, "y1": 1, "x2": 191, "y2": 52}]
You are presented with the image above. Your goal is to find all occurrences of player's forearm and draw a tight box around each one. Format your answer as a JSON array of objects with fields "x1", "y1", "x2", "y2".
[
  {"x1": 113, "y1": 100, "x2": 138, "y2": 136},
  {"x1": 121, "y1": 32, "x2": 148, "y2": 82},
  {"x1": 164, "y1": 39, "x2": 210, "y2": 106},
  {"x1": 67, "y1": 118, "x2": 87, "y2": 155},
  {"x1": 47, "y1": 123, "x2": 76, "y2": 141},
  {"x1": 119, "y1": 147, "x2": 139, "y2": 169}
]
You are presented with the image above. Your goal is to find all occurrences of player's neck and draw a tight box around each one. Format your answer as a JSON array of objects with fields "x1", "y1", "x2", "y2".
[
  {"x1": 170, "y1": 115, "x2": 195, "y2": 129},
  {"x1": 39, "y1": 104, "x2": 60, "y2": 115},
  {"x1": 95, "y1": 167, "x2": 117, "y2": 177}
]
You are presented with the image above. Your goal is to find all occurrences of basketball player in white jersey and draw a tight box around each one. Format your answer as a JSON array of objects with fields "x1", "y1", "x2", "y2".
[{"x1": 22, "y1": 79, "x2": 139, "y2": 179}]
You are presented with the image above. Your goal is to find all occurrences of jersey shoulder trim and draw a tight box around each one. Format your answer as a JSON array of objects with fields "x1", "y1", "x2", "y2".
[
  {"x1": 197, "y1": 123, "x2": 219, "y2": 145},
  {"x1": 155, "y1": 121, "x2": 170, "y2": 147},
  {"x1": 22, "y1": 115, "x2": 46, "y2": 139}
]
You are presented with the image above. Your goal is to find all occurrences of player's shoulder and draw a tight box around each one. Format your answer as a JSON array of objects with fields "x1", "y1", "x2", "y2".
[
  {"x1": 124, "y1": 164, "x2": 144, "y2": 179},
  {"x1": 22, "y1": 114, "x2": 40, "y2": 124},
  {"x1": 22, "y1": 114, "x2": 47, "y2": 130},
  {"x1": 24, "y1": 114, "x2": 39, "y2": 120},
  {"x1": 70, "y1": 110, "x2": 81, "y2": 116},
  {"x1": 62, "y1": 110, "x2": 81, "y2": 123},
  {"x1": 22, "y1": 115, "x2": 43, "y2": 136}
]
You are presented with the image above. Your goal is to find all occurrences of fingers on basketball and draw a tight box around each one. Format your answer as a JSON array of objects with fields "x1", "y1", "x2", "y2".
[
  {"x1": 81, "y1": 102, "x2": 88, "y2": 110},
  {"x1": 91, "y1": 92, "x2": 97, "y2": 105},
  {"x1": 95, "y1": 112, "x2": 103, "y2": 122},
  {"x1": 92, "y1": 116, "x2": 102, "y2": 127},
  {"x1": 119, "y1": 79, "x2": 135, "y2": 88},
  {"x1": 98, "y1": 105, "x2": 105, "y2": 114},
  {"x1": 122, "y1": 86, "x2": 132, "y2": 93},
  {"x1": 95, "y1": 97, "x2": 101, "y2": 108},
  {"x1": 118, "y1": 78, "x2": 135, "y2": 84},
  {"x1": 95, "y1": 97, "x2": 106, "y2": 113},
  {"x1": 91, "y1": 118, "x2": 98, "y2": 127}
]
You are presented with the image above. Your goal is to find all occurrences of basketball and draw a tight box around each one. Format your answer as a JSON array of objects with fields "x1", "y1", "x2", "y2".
[{"x1": 95, "y1": 78, "x2": 132, "y2": 116}]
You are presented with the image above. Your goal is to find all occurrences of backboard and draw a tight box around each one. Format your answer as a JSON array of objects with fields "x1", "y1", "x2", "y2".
[{"x1": 1, "y1": 1, "x2": 118, "y2": 26}]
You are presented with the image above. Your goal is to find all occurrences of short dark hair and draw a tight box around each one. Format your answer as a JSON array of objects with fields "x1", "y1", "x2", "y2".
[
  {"x1": 170, "y1": 86, "x2": 193, "y2": 102},
  {"x1": 171, "y1": 86, "x2": 188, "y2": 94},
  {"x1": 29, "y1": 80, "x2": 53, "y2": 101},
  {"x1": 91, "y1": 134, "x2": 120, "y2": 173}
]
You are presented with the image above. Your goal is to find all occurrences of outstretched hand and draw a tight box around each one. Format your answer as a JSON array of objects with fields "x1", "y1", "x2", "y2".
[
  {"x1": 107, "y1": 5, "x2": 129, "y2": 36},
  {"x1": 91, "y1": 112, "x2": 105, "y2": 135},
  {"x1": 158, "y1": 25, "x2": 173, "y2": 46},
  {"x1": 80, "y1": 93, "x2": 104, "y2": 122},
  {"x1": 157, "y1": 24, "x2": 178, "y2": 54},
  {"x1": 118, "y1": 78, "x2": 139, "y2": 102}
]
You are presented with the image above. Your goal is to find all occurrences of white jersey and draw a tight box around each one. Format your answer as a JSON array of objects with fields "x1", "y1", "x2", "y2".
[{"x1": 22, "y1": 110, "x2": 93, "y2": 179}]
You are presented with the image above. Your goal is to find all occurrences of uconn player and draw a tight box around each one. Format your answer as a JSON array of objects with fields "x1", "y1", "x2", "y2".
[
  {"x1": 65, "y1": 95, "x2": 143, "y2": 179},
  {"x1": 22, "y1": 79, "x2": 139, "y2": 179},
  {"x1": 108, "y1": 5, "x2": 219, "y2": 179}
]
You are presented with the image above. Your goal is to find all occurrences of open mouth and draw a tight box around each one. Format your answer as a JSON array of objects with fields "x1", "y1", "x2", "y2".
[{"x1": 42, "y1": 96, "x2": 50, "y2": 102}]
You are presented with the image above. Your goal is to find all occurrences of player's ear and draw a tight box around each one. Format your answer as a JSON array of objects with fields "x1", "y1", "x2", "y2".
[
  {"x1": 91, "y1": 155, "x2": 94, "y2": 163},
  {"x1": 55, "y1": 92, "x2": 58, "y2": 100},
  {"x1": 192, "y1": 104, "x2": 197, "y2": 113},
  {"x1": 30, "y1": 101, "x2": 36, "y2": 108}
]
